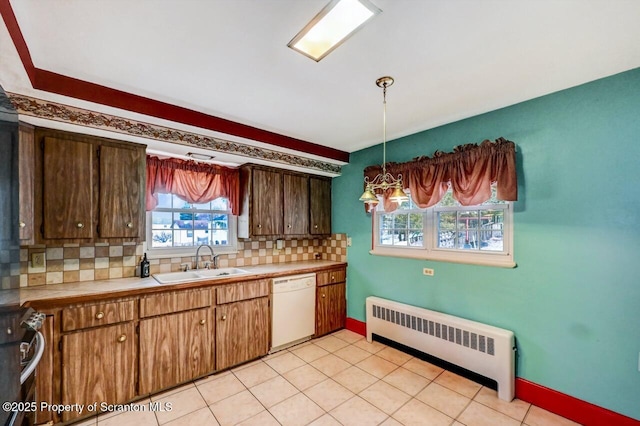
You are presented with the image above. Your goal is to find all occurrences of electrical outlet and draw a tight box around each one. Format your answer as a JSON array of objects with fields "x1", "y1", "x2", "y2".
[
  {"x1": 32, "y1": 252, "x2": 46, "y2": 268},
  {"x1": 638, "y1": 352, "x2": 640, "y2": 372},
  {"x1": 423, "y1": 268, "x2": 434, "y2": 276},
  {"x1": 347, "y1": 237, "x2": 352, "y2": 247}
]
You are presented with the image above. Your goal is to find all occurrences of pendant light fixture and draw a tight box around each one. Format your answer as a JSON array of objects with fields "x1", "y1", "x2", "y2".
[{"x1": 359, "y1": 76, "x2": 409, "y2": 207}]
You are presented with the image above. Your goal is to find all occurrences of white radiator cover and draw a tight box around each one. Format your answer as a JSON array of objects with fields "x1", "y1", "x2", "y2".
[{"x1": 366, "y1": 296, "x2": 515, "y2": 401}]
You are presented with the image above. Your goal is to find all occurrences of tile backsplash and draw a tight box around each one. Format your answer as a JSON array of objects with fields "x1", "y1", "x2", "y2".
[{"x1": 20, "y1": 234, "x2": 348, "y2": 287}]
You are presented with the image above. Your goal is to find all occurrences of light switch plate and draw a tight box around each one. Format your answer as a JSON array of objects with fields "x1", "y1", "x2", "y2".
[{"x1": 423, "y1": 268, "x2": 434, "y2": 276}]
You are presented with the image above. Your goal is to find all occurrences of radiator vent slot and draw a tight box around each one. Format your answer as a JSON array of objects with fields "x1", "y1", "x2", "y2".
[{"x1": 372, "y1": 304, "x2": 495, "y2": 356}]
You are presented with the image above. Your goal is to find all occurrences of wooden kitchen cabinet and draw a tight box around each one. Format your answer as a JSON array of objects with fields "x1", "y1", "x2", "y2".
[
  {"x1": 315, "y1": 267, "x2": 347, "y2": 336},
  {"x1": 239, "y1": 164, "x2": 331, "y2": 238},
  {"x1": 215, "y1": 279, "x2": 270, "y2": 370},
  {"x1": 249, "y1": 167, "x2": 283, "y2": 236},
  {"x1": 283, "y1": 173, "x2": 309, "y2": 235},
  {"x1": 18, "y1": 122, "x2": 35, "y2": 244},
  {"x1": 138, "y1": 288, "x2": 214, "y2": 394},
  {"x1": 310, "y1": 176, "x2": 331, "y2": 235},
  {"x1": 34, "y1": 312, "x2": 58, "y2": 425},
  {"x1": 139, "y1": 307, "x2": 214, "y2": 394},
  {"x1": 61, "y1": 322, "x2": 136, "y2": 421},
  {"x1": 42, "y1": 136, "x2": 94, "y2": 239},
  {"x1": 98, "y1": 145, "x2": 145, "y2": 238},
  {"x1": 34, "y1": 127, "x2": 146, "y2": 243}
]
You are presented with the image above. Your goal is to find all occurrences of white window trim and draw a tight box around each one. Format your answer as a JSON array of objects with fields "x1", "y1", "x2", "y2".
[
  {"x1": 145, "y1": 212, "x2": 238, "y2": 259},
  {"x1": 370, "y1": 202, "x2": 516, "y2": 268}
]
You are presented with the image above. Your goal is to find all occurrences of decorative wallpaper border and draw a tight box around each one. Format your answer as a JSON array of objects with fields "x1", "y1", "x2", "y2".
[{"x1": 8, "y1": 93, "x2": 342, "y2": 175}]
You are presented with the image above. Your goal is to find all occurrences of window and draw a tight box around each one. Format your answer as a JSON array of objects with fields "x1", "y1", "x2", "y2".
[
  {"x1": 146, "y1": 194, "x2": 237, "y2": 257},
  {"x1": 373, "y1": 187, "x2": 514, "y2": 267}
]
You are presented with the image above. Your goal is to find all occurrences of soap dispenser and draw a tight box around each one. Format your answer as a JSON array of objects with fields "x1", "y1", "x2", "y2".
[{"x1": 140, "y1": 253, "x2": 150, "y2": 278}]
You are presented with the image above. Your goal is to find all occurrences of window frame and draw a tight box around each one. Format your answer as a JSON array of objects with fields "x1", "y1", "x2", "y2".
[
  {"x1": 145, "y1": 195, "x2": 238, "y2": 259},
  {"x1": 370, "y1": 195, "x2": 515, "y2": 268}
]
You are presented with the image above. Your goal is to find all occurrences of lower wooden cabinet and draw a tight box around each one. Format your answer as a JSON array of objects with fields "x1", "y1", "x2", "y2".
[
  {"x1": 316, "y1": 282, "x2": 346, "y2": 337},
  {"x1": 61, "y1": 322, "x2": 136, "y2": 422},
  {"x1": 216, "y1": 298, "x2": 269, "y2": 370},
  {"x1": 139, "y1": 308, "x2": 215, "y2": 394},
  {"x1": 30, "y1": 266, "x2": 346, "y2": 424}
]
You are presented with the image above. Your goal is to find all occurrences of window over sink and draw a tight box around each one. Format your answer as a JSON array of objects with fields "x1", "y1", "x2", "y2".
[{"x1": 146, "y1": 194, "x2": 237, "y2": 257}]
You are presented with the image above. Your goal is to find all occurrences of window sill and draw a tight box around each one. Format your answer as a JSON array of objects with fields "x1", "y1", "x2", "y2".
[{"x1": 369, "y1": 247, "x2": 516, "y2": 268}]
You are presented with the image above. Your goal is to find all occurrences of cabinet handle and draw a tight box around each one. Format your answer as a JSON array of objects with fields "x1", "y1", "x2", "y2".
[
  {"x1": 76, "y1": 222, "x2": 84, "y2": 229},
  {"x1": 331, "y1": 276, "x2": 335, "y2": 281},
  {"x1": 117, "y1": 334, "x2": 127, "y2": 343},
  {"x1": 126, "y1": 222, "x2": 133, "y2": 228},
  {"x1": 322, "y1": 293, "x2": 326, "y2": 298},
  {"x1": 95, "y1": 311, "x2": 105, "y2": 320},
  {"x1": 199, "y1": 319, "x2": 206, "y2": 325},
  {"x1": 257, "y1": 224, "x2": 262, "y2": 229},
  {"x1": 314, "y1": 225, "x2": 318, "y2": 229},
  {"x1": 19, "y1": 221, "x2": 26, "y2": 228},
  {"x1": 221, "y1": 315, "x2": 227, "y2": 321},
  {"x1": 287, "y1": 224, "x2": 292, "y2": 229}
]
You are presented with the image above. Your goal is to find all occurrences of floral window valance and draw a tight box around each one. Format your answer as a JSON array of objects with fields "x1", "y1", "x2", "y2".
[
  {"x1": 146, "y1": 156, "x2": 240, "y2": 214},
  {"x1": 364, "y1": 137, "x2": 517, "y2": 212}
]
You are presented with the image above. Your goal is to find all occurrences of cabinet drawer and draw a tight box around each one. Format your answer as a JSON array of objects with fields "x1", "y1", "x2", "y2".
[
  {"x1": 316, "y1": 268, "x2": 346, "y2": 286},
  {"x1": 62, "y1": 300, "x2": 135, "y2": 332},
  {"x1": 140, "y1": 288, "x2": 211, "y2": 318},
  {"x1": 216, "y1": 279, "x2": 269, "y2": 304}
]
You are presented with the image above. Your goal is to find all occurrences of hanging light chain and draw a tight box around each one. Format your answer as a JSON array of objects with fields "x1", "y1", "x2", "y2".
[{"x1": 359, "y1": 76, "x2": 409, "y2": 206}]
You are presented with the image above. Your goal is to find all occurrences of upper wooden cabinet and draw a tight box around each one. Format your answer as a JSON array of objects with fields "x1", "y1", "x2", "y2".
[
  {"x1": 250, "y1": 168, "x2": 283, "y2": 236},
  {"x1": 18, "y1": 123, "x2": 35, "y2": 244},
  {"x1": 98, "y1": 145, "x2": 145, "y2": 238},
  {"x1": 310, "y1": 176, "x2": 331, "y2": 235},
  {"x1": 42, "y1": 137, "x2": 94, "y2": 239},
  {"x1": 33, "y1": 127, "x2": 146, "y2": 243},
  {"x1": 283, "y1": 173, "x2": 309, "y2": 235},
  {"x1": 239, "y1": 164, "x2": 331, "y2": 238}
]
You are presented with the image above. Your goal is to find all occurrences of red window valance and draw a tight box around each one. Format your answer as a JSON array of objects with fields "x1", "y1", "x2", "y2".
[
  {"x1": 146, "y1": 156, "x2": 240, "y2": 215},
  {"x1": 364, "y1": 138, "x2": 517, "y2": 212}
]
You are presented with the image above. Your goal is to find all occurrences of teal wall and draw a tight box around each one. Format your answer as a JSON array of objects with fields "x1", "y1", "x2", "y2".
[{"x1": 332, "y1": 67, "x2": 640, "y2": 420}]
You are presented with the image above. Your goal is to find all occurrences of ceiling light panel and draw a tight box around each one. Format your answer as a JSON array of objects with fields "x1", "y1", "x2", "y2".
[{"x1": 288, "y1": 0, "x2": 381, "y2": 62}]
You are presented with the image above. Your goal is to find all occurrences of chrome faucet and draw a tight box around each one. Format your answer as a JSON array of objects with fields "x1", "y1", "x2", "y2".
[{"x1": 195, "y1": 244, "x2": 215, "y2": 270}]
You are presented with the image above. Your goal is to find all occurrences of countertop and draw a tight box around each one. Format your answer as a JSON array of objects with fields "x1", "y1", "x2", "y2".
[{"x1": 0, "y1": 260, "x2": 347, "y2": 308}]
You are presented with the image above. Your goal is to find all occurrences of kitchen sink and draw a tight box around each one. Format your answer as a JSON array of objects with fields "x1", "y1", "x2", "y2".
[{"x1": 153, "y1": 268, "x2": 250, "y2": 284}]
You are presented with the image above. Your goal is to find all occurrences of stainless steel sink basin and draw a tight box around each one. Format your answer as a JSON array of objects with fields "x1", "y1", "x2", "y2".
[{"x1": 153, "y1": 268, "x2": 250, "y2": 284}]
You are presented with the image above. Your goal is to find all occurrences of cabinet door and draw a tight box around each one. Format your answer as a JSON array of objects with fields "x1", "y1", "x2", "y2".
[
  {"x1": 283, "y1": 173, "x2": 309, "y2": 235},
  {"x1": 18, "y1": 123, "x2": 34, "y2": 243},
  {"x1": 99, "y1": 145, "x2": 144, "y2": 238},
  {"x1": 216, "y1": 298, "x2": 269, "y2": 370},
  {"x1": 35, "y1": 314, "x2": 57, "y2": 424},
  {"x1": 310, "y1": 177, "x2": 331, "y2": 235},
  {"x1": 61, "y1": 322, "x2": 135, "y2": 421},
  {"x1": 316, "y1": 283, "x2": 346, "y2": 337},
  {"x1": 139, "y1": 308, "x2": 214, "y2": 394},
  {"x1": 251, "y1": 169, "x2": 282, "y2": 235},
  {"x1": 43, "y1": 137, "x2": 94, "y2": 239}
]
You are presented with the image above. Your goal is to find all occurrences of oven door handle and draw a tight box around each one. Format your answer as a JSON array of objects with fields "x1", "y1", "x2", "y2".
[{"x1": 20, "y1": 331, "x2": 45, "y2": 385}]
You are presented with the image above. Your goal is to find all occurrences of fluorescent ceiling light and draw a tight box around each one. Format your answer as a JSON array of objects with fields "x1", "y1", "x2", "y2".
[{"x1": 288, "y1": 0, "x2": 381, "y2": 62}]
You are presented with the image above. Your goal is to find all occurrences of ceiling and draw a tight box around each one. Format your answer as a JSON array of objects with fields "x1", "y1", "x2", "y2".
[{"x1": 1, "y1": 0, "x2": 640, "y2": 168}]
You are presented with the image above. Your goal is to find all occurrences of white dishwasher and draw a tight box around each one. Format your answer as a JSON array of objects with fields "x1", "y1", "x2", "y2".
[{"x1": 271, "y1": 273, "x2": 316, "y2": 352}]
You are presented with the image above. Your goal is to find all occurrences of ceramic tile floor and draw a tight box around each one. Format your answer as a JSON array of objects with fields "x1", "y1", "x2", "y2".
[{"x1": 75, "y1": 330, "x2": 582, "y2": 426}]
